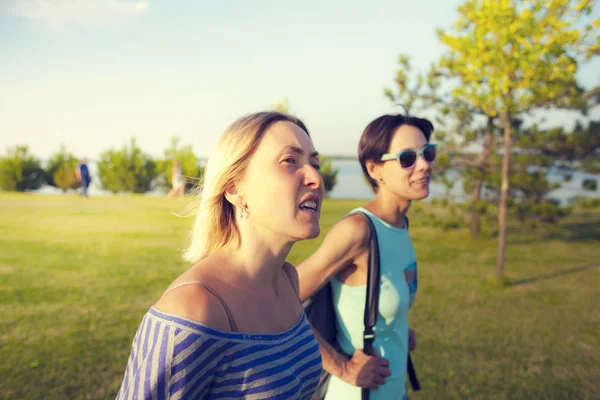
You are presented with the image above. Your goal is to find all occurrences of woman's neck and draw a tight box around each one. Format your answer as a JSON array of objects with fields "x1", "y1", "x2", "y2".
[
  {"x1": 220, "y1": 231, "x2": 293, "y2": 292},
  {"x1": 366, "y1": 192, "x2": 411, "y2": 229}
]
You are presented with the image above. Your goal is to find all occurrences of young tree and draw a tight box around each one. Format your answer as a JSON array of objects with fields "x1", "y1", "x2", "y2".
[
  {"x1": 46, "y1": 145, "x2": 80, "y2": 192},
  {"x1": 0, "y1": 145, "x2": 45, "y2": 192},
  {"x1": 157, "y1": 137, "x2": 203, "y2": 193},
  {"x1": 319, "y1": 156, "x2": 338, "y2": 194},
  {"x1": 437, "y1": 0, "x2": 599, "y2": 281},
  {"x1": 270, "y1": 96, "x2": 291, "y2": 114},
  {"x1": 486, "y1": 122, "x2": 564, "y2": 226},
  {"x1": 97, "y1": 138, "x2": 157, "y2": 194}
]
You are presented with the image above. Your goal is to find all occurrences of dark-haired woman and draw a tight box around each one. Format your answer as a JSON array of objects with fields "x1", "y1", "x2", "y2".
[{"x1": 297, "y1": 113, "x2": 437, "y2": 400}]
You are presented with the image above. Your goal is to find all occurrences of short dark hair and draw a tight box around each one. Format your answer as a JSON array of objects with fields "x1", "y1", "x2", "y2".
[{"x1": 358, "y1": 114, "x2": 434, "y2": 192}]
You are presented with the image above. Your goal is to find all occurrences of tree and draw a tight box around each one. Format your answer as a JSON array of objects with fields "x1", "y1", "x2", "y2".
[
  {"x1": 270, "y1": 96, "x2": 339, "y2": 194},
  {"x1": 582, "y1": 179, "x2": 597, "y2": 191},
  {"x1": 0, "y1": 145, "x2": 45, "y2": 191},
  {"x1": 437, "y1": 0, "x2": 599, "y2": 282},
  {"x1": 540, "y1": 120, "x2": 600, "y2": 170},
  {"x1": 157, "y1": 137, "x2": 203, "y2": 193},
  {"x1": 97, "y1": 138, "x2": 157, "y2": 194},
  {"x1": 46, "y1": 145, "x2": 80, "y2": 192},
  {"x1": 270, "y1": 96, "x2": 291, "y2": 114},
  {"x1": 487, "y1": 122, "x2": 564, "y2": 226},
  {"x1": 534, "y1": 119, "x2": 600, "y2": 194},
  {"x1": 505, "y1": 119, "x2": 600, "y2": 222},
  {"x1": 319, "y1": 155, "x2": 338, "y2": 194}
]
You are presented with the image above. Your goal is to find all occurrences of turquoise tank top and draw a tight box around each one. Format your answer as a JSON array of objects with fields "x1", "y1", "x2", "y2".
[{"x1": 325, "y1": 207, "x2": 417, "y2": 400}]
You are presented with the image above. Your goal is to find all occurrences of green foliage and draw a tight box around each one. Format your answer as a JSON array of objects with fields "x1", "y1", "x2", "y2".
[
  {"x1": 384, "y1": 54, "x2": 440, "y2": 114},
  {"x1": 97, "y1": 138, "x2": 157, "y2": 194},
  {"x1": 570, "y1": 196, "x2": 600, "y2": 209},
  {"x1": 0, "y1": 145, "x2": 45, "y2": 192},
  {"x1": 319, "y1": 155, "x2": 338, "y2": 194},
  {"x1": 582, "y1": 178, "x2": 597, "y2": 191},
  {"x1": 270, "y1": 96, "x2": 291, "y2": 114},
  {"x1": 422, "y1": 198, "x2": 466, "y2": 231},
  {"x1": 156, "y1": 137, "x2": 203, "y2": 193},
  {"x1": 433, "y1": 152, "x2": 457, "y2": 198},
  {"x1": 512, "y1": 200, "x2": 572, "y2": 225},
  {"x1": 438, "y1": 0, "x2": 598, "y2": 116},
  {"x1": 584, "y1": 164, "x2": 600, "y2": 174},
  {"x1": 525, "y1": 121, "x2": 600, "y2": 166},
  {"x1": 46, "y1": 145, "x2": 80, "y2": 192},
  {"x1": 483, "y1": 147, "x2": 571, "y2": 225},
  {"x1": 490, "y1": 120, "x2": 600, "y2": 223},
  {"x1": 53, "y1": 165, "x2": 80, "y2": 192}
]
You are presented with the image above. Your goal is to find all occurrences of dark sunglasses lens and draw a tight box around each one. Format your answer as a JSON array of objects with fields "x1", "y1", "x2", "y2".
[
  {"x1": 424, "y1": 145, "x2": 437, "y2": 162},
  {"x1": 399, "y1": 151, "x2": 417, "y2": 168}
]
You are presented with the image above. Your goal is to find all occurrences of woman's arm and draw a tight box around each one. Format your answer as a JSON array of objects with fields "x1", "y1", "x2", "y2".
[
  {"x1": 297, "y1": 214, "x2": 391, "y2": 389},
  {"x1": 297, "y1": 214, "x2": 370, "y2": 302}
]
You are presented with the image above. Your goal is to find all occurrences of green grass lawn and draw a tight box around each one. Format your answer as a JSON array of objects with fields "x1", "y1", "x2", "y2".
[{"x1": 1, "y1": 193, "x2": 598, "y2": 399}]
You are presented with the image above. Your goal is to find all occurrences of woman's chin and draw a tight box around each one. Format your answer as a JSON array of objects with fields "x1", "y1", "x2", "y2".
[
  {"x1": 295, "y1": 223, "x2": 321, "y2": 241},
  {"x1": 412, "y1": 188, "x2": 430, "y2": 201}
]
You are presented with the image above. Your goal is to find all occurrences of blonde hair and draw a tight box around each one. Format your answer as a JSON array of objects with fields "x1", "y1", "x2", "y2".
[{"x1": 183, "y1": 111, "x2": 310, "y2": 264}]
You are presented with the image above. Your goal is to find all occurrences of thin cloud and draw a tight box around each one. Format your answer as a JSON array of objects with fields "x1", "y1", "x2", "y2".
[{"x1": 4, "y1": 0, "x2": 148, "y2": 29}]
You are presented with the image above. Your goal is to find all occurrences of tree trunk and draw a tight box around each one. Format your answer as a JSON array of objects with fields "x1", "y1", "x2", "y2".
[
  {"x1": 496, "y1": 111, "x2": 512, "y2": 283},
  {"x1": 469, "y1": 182, "x2": 483, "y2": 236},
  {"x1": 468, "y1": 116, "x2": 495, "y2": 237}
]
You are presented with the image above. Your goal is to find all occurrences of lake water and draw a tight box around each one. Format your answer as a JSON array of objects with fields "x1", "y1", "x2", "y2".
[
  {"x1": 34, "y1": 159, "x2": 599, "y2": 204},
  {"x1": 328, "y1": 160, "x2": 600, "y2": 205}
]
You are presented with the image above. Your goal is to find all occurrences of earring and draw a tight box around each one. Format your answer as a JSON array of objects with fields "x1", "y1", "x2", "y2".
[
  {"x1": 378, "y1": 178, "x2": 385, "y2": 185},
  {"x1": 239, "y1": 207, "x2": 246, "y2": 219}
]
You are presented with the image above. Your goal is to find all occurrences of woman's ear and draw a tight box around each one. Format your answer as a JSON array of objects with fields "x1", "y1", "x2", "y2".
[
  {"x1": 224, "y1": 183, "x2": 244, "y2": 209},
  {"x1": 366, "y1": 160, "x2": 382, "y2": 182}
]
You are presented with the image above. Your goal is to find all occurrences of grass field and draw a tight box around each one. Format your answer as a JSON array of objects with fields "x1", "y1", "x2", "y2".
[{"x1": 1, "y1": 193, "x2": 599, "y2": 399}]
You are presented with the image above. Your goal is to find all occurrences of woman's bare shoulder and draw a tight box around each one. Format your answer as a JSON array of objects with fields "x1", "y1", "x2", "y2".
[
  {"x1": 330, "y1": 212, "x2": 371, "y2": 249},
  {"x1": 153, "y1": 261, "x2": 232, "y2": 332}
]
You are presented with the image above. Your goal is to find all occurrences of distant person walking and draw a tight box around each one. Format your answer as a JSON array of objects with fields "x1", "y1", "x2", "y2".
[
  {"x1": 167, "y1": 159, "x2": 185, "y2": 198},
  {"x1": 75, "y1": 158, "x2": 91, "y2": 197}
]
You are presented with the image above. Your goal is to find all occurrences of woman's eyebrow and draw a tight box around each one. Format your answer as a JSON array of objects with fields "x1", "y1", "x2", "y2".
[{"x1": 286, "y1": 145, "x2": 320, "y2": 158}]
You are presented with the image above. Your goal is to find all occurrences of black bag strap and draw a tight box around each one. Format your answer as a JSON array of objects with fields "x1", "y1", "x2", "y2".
[
  {"x1": 356, "y1": 212, "x2": 379, "y2": 400},
  {"x1": 408, "y1": 354, "x2": 420, "y2": 391},
  {"x1": 401, "y1": 217, "x2": 420, "y2": 391},
  {"x1": 357, "y1": 212, "x2": 380, "y2": 357}
]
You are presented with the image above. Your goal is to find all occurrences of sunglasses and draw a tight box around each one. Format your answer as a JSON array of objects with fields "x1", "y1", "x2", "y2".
[{"x1": 380, "y1": 144, "x2": 437, "y2": 169}]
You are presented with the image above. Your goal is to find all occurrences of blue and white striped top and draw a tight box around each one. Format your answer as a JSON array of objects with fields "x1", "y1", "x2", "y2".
[{"x1": 116, "y1": 307, "x2": 322, "y2": 400}]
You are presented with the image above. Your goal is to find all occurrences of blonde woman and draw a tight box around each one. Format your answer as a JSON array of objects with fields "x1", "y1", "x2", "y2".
[{"x1": 116, "y1": 112, "x2": 324, "y2": 399}]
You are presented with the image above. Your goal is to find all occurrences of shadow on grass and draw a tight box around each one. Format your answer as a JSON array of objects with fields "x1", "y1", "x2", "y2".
[{"x1": 506, "y1": 263, "x2": 599, "y2": 287}]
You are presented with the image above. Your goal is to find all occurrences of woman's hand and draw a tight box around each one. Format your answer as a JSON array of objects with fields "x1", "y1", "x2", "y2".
[
  {"x1": 408, "y1": 328, "x2": 417, "y2": 352},
  {"x1": 341, "y1": 349, "x2": 391, "y2": 390}
]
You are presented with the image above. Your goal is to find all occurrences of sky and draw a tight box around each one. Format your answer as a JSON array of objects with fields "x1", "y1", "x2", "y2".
[{"x1": 1, "y1": 0, "x2": 599, "y2": 161}]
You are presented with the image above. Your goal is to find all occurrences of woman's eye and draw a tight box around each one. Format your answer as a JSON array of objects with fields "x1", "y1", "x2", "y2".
[
  {"x1": 283, "y1": 157, "x2": 296, "y2": 165},
  {"x1": 312, "y1": 164, "x2": 321, "y2": 171}
]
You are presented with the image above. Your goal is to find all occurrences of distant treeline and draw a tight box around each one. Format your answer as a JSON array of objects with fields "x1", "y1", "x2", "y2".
[{"x1": 0, "y1": 137, "x2": 340, "y2": 195}]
